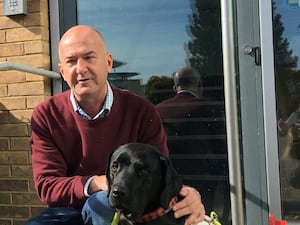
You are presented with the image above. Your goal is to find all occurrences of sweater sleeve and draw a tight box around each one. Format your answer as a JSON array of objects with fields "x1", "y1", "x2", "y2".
[{"x1": 30, "y1": 105, "x2": 90, "y2": 208}]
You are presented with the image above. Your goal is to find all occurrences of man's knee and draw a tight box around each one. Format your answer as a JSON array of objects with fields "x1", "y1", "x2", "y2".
[{"x1": 82, "y1": 191, "x2": 114, "y2": 225}]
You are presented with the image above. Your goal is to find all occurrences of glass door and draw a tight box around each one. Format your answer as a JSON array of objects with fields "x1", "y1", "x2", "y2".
[
  {"x1": 76, "y1": 1, "x2": 231, "y2": 224},
  {"x1": 273, "y1": 0, "x2": 300, "y2": 222}
]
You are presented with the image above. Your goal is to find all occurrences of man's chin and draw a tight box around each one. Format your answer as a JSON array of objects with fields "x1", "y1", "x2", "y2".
[{"x1": 73, "y1": 88, "x2": 97, "y2": 98}]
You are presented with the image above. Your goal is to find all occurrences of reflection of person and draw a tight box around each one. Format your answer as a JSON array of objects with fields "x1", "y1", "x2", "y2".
[
  {"x1": 278, "y1": 104, "x2": 300, "y2": 189},
  {"x1": 25, "y1": 25, "x2": 205, "y2": 225},
  {"x1": 278, "y1": 105, "x2": 300, "y2": 135},
  {"x1": 156, "y1": 67, "x2": 227, "y2": 219}
]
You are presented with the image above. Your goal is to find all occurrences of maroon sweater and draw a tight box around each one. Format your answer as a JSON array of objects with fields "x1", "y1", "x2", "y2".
[{"x1": 30, "y1": 88, "x2": 168, "y2": 208}]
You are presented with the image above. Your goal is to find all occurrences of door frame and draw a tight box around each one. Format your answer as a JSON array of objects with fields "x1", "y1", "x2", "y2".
[{"x1": 259, "y1": 0, "x2": 282, "y2": 219}]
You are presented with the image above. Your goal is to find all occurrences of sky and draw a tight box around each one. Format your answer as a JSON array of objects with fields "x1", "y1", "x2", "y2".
[
  {"x1": 275, "y1": 0, "x2": 300, "y2": 68},
  {"x1": 77, "y1": 0, "x2": 300, "y2": 84},
  {"x1": 77, "y1": 0, "x2": 192, "y2": 84}
]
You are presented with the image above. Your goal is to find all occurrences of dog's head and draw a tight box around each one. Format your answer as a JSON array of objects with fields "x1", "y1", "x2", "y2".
[{"x1": 106, "y1": 143, "x2": 182, "y2": 222}]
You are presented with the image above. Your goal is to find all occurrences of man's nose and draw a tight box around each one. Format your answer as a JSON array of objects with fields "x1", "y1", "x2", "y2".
[{"x1": 76, "y1": 59, "x2": 88, "y2": 74}]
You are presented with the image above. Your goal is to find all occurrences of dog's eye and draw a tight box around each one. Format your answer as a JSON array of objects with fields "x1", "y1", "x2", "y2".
[{"x1": 111, "y1": 162, "x2": 120, "y2": 173}]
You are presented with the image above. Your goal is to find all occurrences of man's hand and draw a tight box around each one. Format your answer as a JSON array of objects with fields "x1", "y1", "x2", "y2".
[
  {"x1": 173, "y1": 186, "x2": 205, "y2": 225},
  {"x1": 87, "y1": 175, "x2": 108, "y2": 195}
]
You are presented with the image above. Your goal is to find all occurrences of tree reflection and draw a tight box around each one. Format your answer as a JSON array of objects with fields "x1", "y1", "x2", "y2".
[
  {"x1": 185, "y1": 0, "x2": 223, "y2": 100},
  {"x1": 273, "y1": 1, "x2": 300, "y2": 118},
  {"x1": 145, "y1": 76, "x2": 174, "y2": 105}
]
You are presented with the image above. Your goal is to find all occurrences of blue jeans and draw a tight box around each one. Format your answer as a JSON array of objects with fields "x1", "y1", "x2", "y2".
[
  {"x1": 24, "y1": 191, "x2": 115, "y2": 225},
  {"x1": 82, "y1": 191, "x2": 115, "y2": 225}
]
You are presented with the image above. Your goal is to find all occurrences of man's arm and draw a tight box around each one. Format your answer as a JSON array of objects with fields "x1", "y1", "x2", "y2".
[{"x1": 30, "y1": 110, "x2": 90, "y2": 207}]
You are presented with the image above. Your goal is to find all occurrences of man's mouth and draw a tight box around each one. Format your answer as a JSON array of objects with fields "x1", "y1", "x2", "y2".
[{"x1": 78, "y1": 78, "x2": 89, "y2": 82}]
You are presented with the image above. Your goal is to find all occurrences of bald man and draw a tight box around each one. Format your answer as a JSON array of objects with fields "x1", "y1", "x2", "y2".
[{"x1": 26, "y1": 26, "x2": 205, "y2": 225}]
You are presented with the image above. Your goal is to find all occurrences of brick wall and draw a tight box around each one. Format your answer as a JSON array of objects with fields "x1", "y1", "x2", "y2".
[{"x1": 0, "y1": 0, "x2": 51, "y2": 224}]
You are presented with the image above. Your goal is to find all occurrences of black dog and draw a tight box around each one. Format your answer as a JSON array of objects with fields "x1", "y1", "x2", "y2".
[{"x1": 106, "y1": 143, "x2": 186, "y2": 225}]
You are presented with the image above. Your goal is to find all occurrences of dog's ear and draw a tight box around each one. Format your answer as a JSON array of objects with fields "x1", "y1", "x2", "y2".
[
  {"x1": 105, "y1": 149, "x2": 116, "y2": 195},
  {"x1": 159, "y1": 156, "x2": 183, "y2": 209}
]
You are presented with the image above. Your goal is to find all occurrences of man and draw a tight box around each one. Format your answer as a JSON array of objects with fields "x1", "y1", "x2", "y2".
[
  {"x1": 157, "y1": 67, "x2": 228, "y2": 220},
  {"x1": 26, "y1": 25, "x2": 205, "y2": 225}
]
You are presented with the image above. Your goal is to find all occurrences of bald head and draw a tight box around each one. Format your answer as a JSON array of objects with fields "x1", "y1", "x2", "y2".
[
  {"x1": 59, "y1": 25, "x2": 107, "y2": 61},
  {"x1": 57, "y1": 25, "x2": 113, "y2": 104},
  {"x1": 173, "y1": 67, "x2": 202, "y2": 97}
]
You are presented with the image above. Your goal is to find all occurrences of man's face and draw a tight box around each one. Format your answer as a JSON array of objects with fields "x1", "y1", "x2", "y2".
[{"x1": 58, "y1": 27, "x2": 113, "y2": 100}]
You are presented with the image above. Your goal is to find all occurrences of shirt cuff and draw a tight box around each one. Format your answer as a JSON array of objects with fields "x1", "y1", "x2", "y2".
[{"x1": 84, "y1": 175, "x2": 96, "y2": 197}]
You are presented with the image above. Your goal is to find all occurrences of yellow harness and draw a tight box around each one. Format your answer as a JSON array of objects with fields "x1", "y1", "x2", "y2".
[{"x1": 111, "y1": 211, "x2": 222, "y2": 225}]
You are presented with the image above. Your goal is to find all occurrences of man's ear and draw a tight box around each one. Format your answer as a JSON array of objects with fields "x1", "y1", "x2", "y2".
[
  {"x1": 159, "y1": 156, "x2": 182, "y2": 209},
  {"x1": 106, "y1": 53, "x2": 113, "y2": 72},
  {"x1": 173, "y1": 85, "x2": 177, "y2": 93},
  {"x1": 58, "y1": 63, "x2": 65, "y2": 80}
]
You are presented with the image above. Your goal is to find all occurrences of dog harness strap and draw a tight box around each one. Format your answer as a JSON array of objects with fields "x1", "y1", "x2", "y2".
[
  {"x1": 134, "y1": 196, "x2": 178, "y2": 223},
  {"x1": 111, "y1": 212, "x2": 120, "y2": 225}
]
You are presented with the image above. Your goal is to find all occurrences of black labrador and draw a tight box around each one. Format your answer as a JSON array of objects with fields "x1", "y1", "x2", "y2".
[{"x1": 106, "y1": 143, "x2": 186, "y2": 225}]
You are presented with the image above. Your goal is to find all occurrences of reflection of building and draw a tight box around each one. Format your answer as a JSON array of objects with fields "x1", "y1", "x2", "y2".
[
  {"x1": 287, "y1": 0, "x2": 300, "y2": 7},
  {"x1": 109, "y1": 59, "x2": 145, "y2": 96}
]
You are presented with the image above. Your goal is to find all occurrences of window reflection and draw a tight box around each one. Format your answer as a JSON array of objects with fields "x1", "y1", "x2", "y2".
[
  {"x1": 273, "y1": 0, "x2": 300, "y2": 221},
  {"x1": 77, "y1": 0, "x2": 230, "y2": 224}
]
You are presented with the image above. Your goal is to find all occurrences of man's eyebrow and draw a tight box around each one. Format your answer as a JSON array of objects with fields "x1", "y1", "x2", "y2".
[
  {"x1": 64, "y1": 51, "x2": 96, "y2": 60},
  {"x1": 85, "y1": 51, "x2": 96, "y2": 56}
]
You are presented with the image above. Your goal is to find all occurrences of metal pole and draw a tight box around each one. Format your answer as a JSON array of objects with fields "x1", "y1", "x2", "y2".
[
  {"x1": 0, "y1": 62, "x2": 61, "y2": 79},
  {"x1": 220, "y1": 0, "x2": 245, "y2": 224}
]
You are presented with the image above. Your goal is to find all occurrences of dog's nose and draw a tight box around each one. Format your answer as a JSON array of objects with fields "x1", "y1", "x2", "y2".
[{"x1": 112, "y1": 187, "x2": 125, "y2": 199}]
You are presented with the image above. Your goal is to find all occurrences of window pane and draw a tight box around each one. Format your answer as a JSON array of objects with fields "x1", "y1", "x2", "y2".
[
  {"x1": 77, "y1": 1, "x2": 230, "y2": 224},
  {"x1": 273, "y1": 0, "x2": 300, "y2": 221}
]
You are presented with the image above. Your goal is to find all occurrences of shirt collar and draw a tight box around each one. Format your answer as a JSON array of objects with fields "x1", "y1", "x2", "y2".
[
  {"x1": 177, "y1": 90, "x2": 198, "y2": 98},
  {"x1": 70, "y1": 80, "x2": 114, "y2": 120}
]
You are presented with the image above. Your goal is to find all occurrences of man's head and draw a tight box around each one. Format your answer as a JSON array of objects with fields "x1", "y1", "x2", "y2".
[
  {"x1": 173, "y1": 67, "x2": 203, "y2": 97},
  {"x1": 58, "y1": 25, "x2": 113, "y2": 102}
]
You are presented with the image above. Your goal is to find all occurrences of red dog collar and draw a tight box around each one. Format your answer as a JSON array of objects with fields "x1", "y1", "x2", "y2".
[{"x1": 134, "y1": 196, "x2": 178, "y2": 223}]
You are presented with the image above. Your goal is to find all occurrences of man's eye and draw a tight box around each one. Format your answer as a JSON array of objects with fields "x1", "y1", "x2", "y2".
[
  {"x1": 85, "y1": 56, "x2": 94, "y2": 60},
  {"x1": 66, "y1": 59, "x2": 76, "y2": 65}
]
